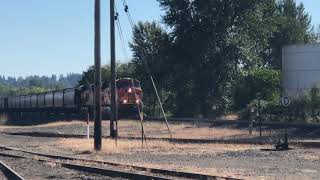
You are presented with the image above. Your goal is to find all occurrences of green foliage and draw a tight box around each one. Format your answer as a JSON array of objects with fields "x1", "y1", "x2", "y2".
[
  {"x1": 78, "y1": 63, "x2": 134, "y2": 86},
  {"x1": 129, "y1": 21, "x2": 174, "y2": 116},
  {"x1": 130, "y1": 21, "x2": 172, "y2": 84},
  {"x1": 0, "y1": 74, "x2": 80, "y2": 97},
  {"x1": 0, "y1": 84, "x2": 48, "y2": 97},
  {"x1": 124, "y1": 0, "x2": 317, "y2": 118},
  {"x1": 157, "y1": 0, "x2": 260, "y2": 117},
  {"x1": 259, "y1": 86, "x2": 320, "y2": 123},
  {"x1": 266, "y1": 0, "x2": 313, "y2": 69},
  {"x1": 233, "y1": 68, "x2": 280, "y2": 109},
  {"x1": 308, "y1": 86, "x2": 320, "y2": 122}
]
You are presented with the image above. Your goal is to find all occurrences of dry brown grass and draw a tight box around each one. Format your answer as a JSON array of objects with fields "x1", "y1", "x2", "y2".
[
  {"x1": 117, "y1": 120, "x2": 265, "y2": 139},
  {"x1": 0, "y1": 119, "x2": 267, "y2": 140},
  {"x1": 125, "y1": 162, "x2": 265, "y2": 180},
  {"x1": 0, "y1": 119, "x2": 271, "y2": 143},
  {"x1": 0, "y1": 120, "x2": 84, "y2": 130},
  {"x1": 300, "y1": 152, "x2": 320, "y2": 161},
  {"x1": 218, "y1": 114, "x2": 239, "y2": 121},
  {"x1": 56, "y1": 138, "x2": 269, "y2": 155},
  {"x1": 55, "y1": 138, "x2": 270, "y2": 180}
]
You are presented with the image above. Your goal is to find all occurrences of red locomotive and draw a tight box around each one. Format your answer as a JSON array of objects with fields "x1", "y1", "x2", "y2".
[{"x1": 117, "y1": 78, "x2": 142, "y2": 114}]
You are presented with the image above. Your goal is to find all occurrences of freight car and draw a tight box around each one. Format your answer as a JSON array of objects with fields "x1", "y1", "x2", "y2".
[{"x1": 0, "y1": 78, "x2": 142, "y2": 117}]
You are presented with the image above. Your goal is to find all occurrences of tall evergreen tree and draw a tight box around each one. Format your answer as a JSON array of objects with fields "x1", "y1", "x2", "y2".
[
  {"x1": 158, "y1": 0, "x2": 259, "y2": 116},
  {"x1": 269, "y1": 0, "x2": 313, "y2": 69}
]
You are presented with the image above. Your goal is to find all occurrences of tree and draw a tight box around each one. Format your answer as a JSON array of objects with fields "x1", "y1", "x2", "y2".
[
  {"x1": 130, "y1": 21, "x2": 172, "y2": 84},
  {"x1": 314, "y1": 25, "x2": 320, "y2": 43},
  {"x1": 268, "y1": 0, "x2": 313, "y2": 69},
  {"x1": 157, "y1": 0, "x2": 259, "y2": 117},
  {"x1": 0, "y1": 74, "x2": 81, "y2": 97},
  {"x1": 233, "y1": 68, "x2": 280, "y2": 109},
  {"x1": 127, "y1": 0, "x2": 316, "y2": 117},
  {"x1": 78, "y1": 63, "x2": 134, "y2": 86},
  {"x1": 217, "y1": 0, "x2": 315, "y2": 112},
  {"x1": 130, "y1": 21, "x2": 173, "y2": 116}
]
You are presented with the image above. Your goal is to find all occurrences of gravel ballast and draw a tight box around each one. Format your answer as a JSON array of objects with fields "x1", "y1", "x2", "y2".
[
  {"x1": 1, "y1": 120, "x2": 320, "y2": 179},
  {"x1": 0, "y1": 155, "x2": 126, "y2": 180}
]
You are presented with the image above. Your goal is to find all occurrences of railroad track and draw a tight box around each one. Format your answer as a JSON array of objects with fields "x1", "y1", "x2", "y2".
[
  {"x1": 4, "y1": 131, "x2": 274, "y2": 145},
  {"x1": 146, "y1": 117, "x2": 320, "y2": 129},
  {"x1": 0, "y1": 152, "x2": 168, "y2": 180},
  {"x1": 0, "y1": 146, "x2": 241, "y2": 180},
  {"x1": 0, "y1": 159, "x2": 25, "y2": 180},
  {"x1": 4, "y1": 131, "x2": 320, "y2": 148}
]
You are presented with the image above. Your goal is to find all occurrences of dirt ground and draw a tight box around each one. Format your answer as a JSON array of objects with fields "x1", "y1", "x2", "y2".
[
  {"x1": 0, "y1": 119, "x2": 287, "y2": 139},
  {"x1": 0, "y1": 120, "x2": 320, "y2": 179}
]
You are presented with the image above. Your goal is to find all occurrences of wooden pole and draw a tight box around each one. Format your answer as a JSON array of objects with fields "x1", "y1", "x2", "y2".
[
  {"x1": 110, "y1": 0, "x2": 118, "y2": 138},
  {"x1": 94, "y1": 0, "x2": 102, "y2": 151}
]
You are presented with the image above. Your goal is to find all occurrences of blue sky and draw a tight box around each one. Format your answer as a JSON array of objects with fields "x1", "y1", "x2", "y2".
[{"x1": 0, "y1": 0, "x2": 319, "y2": 77}]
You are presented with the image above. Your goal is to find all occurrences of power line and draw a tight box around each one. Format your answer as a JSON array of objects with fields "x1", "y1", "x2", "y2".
[
  {"x1": 115, "y1": 6, "x2": 130, "y2": 63},
  {"x1": 121, "y1": 0, "x2": 135, "y2": 29}
]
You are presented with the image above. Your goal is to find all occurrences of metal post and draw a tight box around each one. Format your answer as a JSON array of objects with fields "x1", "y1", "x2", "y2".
[
  {"x1": 110, "y1": 0, "x2": 118, "y2": 138},
  {"x1": 87, "y1": 110, "x2": 90, "y2": 140},
  {"x1": 258, "y1": 95, "x2": 261, "y2": 137},
  {"x1": 249, "y1": 107, "x2": 254, "y2": 135},
  {"x1": 94, "y1": 0, "x2": 102, "y2": 151},
  {"x1": 284, "y1": 108, "x2": 289, "y2": 149},
  {"x1": 257, "y1": 93, "x2": 262, "y2": 137}
]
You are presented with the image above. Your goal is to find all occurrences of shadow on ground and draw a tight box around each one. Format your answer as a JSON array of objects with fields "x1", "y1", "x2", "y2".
[{"x1": 0, "y1": 112, "x2": 82, "y2": 126}]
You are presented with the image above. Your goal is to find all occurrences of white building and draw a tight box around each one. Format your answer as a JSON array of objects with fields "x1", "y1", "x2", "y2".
[{"x1": 282, "y1": 44, "x2": 320, "y2": 98}]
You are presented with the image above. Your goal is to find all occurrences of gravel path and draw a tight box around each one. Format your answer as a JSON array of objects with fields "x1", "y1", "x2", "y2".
[
  {"x1": 1, "y1": 132, "x2": 319, "y2": 179},
  {"x1": 0, "y1": 155, "x2": 125, "y2": 180}
]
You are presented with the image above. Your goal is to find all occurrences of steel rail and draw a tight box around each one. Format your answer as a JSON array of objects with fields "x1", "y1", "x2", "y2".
[
  {"x1": 0, "y1": 160, "x2": 25, "y2": 180},
  {"x1": 4, "y1": 131, "x2": 320, "y2": 148},
  {"x1": 146, "y1": 117, "x2": 320, "y2": 128},
  {"x1": 0, "y1": 151, "x2": 168, "y2": 180},
  {"x1": 0, "y1": 146, "x2": 241, "y2": 180}
]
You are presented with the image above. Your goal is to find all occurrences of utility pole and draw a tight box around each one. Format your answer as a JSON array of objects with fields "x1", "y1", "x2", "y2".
[
  {"x1": 94, "y1": 0, "x2": 102, "y2": 150},
  {"x1": 110, "y1": 0, "x2": 118, "y2": 138}
]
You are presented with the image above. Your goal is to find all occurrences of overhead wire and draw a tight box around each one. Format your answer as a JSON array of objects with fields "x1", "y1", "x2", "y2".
[
  {"x1": 122, "y1": 0, "x2": 135, "y2": 28},
  {"x1": 115, "y1": 7, "x2": 129, "y2": 64}
]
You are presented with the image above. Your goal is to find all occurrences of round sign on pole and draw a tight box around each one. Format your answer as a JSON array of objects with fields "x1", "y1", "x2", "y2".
[{"x1": 281, "y1": 96, "x2": 290, "y2": 107}]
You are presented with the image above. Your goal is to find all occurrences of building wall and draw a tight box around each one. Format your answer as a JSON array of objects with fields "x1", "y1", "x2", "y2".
[{"x1": 282, "y1": 44, "x2": 320, "y2": 98}]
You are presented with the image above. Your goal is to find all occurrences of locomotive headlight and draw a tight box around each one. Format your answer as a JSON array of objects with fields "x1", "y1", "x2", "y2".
[
  {"x1": 136, "y1": 99, "x2": 139, "y2": 104},
  {"x1": 128, "y1": 88, "x2": 132, "y2": 93},
  {"x1": 123, "y1": 99, "x2": 128, "y2": 104}
]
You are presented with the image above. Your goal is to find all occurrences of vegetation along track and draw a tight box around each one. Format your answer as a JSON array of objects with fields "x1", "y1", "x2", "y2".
[
  {"x1": 0, "y1": 146, "x2": 240, "y2": 180},
  {"x1": 0, "y1": 158, "x2": 25, "y2": 180}
]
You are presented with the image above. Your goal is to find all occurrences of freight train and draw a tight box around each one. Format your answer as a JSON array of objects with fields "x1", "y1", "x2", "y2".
[{"x1": 0, "y1": 78, "x2": 142, "y2": 118}]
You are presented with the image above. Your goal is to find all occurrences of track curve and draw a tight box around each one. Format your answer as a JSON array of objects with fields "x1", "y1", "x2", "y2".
[{"x1": 0, "y1": 160, "x2": 25, "y2": 180}]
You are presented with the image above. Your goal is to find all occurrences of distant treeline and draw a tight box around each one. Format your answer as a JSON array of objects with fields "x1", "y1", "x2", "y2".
[{"x1": 0, "y1": 74, "x2": 81, "y2": 97}]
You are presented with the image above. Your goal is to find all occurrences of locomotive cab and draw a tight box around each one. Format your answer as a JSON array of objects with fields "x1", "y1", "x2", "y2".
[
  {"x1": 117, "y1": 78, "x2": 143, "y2": 115},
  {"x1": 117, "y1": 78, "x2": 142, "y2": 105}
]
